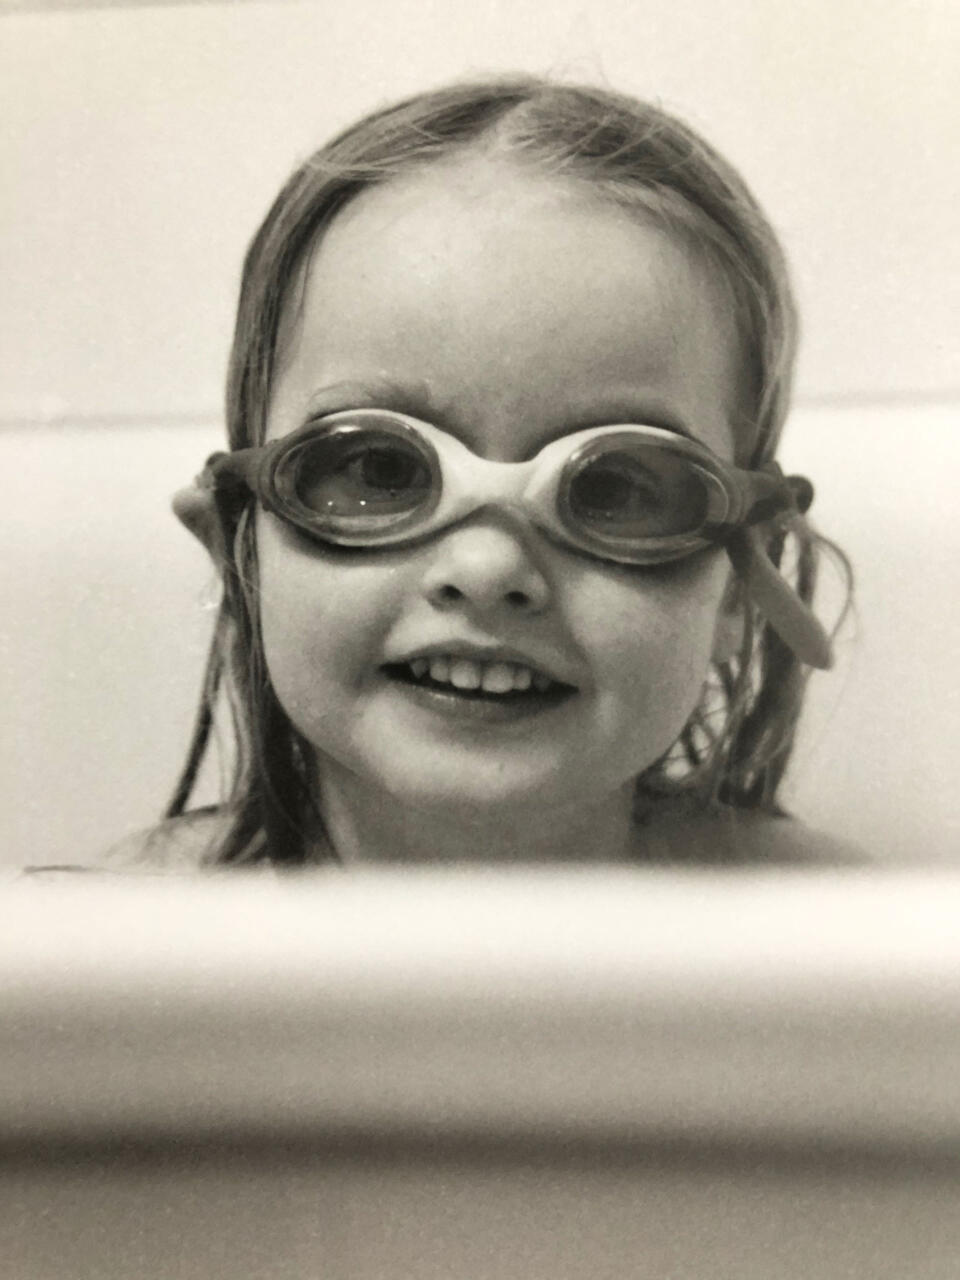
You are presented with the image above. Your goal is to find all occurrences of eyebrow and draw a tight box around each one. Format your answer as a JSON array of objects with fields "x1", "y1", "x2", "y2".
[
  {"x1": 302, "y1": 380, "x2": 699, "y2": 449},
  {"x1": 303, "y1": 377, "x2": 440, "y2": 421},
  {"x1": 562, "y1": 389, "x2": 697, "y2": 443}
]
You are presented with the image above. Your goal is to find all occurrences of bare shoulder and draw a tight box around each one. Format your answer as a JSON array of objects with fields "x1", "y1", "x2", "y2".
[
  {"x1": 16, "y1": 812, "x2": 227, "y2": 879},
  {"x1": 638, "y1": 800, "x2": 869, "y2": 867},
  {"x1": 100, "y1": 809, "x2": 229, "y2": 873},
  {"x1": 727, "y1": 812, "x2": 869, "y2": 866}
]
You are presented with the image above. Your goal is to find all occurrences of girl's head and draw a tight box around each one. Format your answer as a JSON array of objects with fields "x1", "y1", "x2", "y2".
[
  {"x1": 174, "y1": 77, "x2": 836, "y2": 865},
  {"x1": 228, "y1": 79, "x2": 796, "y2": 465}
]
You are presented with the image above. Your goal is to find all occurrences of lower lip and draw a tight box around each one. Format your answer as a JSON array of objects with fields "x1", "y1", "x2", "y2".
[{"x1": 384, "y1": 673, "x2": 577, "y2": 725}]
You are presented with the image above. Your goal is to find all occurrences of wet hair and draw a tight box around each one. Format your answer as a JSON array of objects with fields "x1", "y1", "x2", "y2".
[{"x1": 166, "y1": 75, "x2": 851, "y2": 865}]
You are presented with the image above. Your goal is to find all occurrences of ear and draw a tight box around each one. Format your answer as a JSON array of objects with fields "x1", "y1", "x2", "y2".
[
  {"x1": 172, "y1": 480, "x2": 229, "y2": 568},
  {"x1": 711, "y1": 568, "x2": 746, "y2": 666}
]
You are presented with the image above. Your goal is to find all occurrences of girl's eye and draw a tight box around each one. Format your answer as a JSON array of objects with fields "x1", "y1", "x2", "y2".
[
  {"x1": 570, "y1": 464, "x2": 660, "y2": 514},
  {"x1": 568, "y1": 450, "x2": 708, "y2": 537},
  {"x1": 294, "y1": 434, "x2": 433, "y2": 516},
  {"x1": 355, "y1": 446, "x2": 426, "y2": 495}
]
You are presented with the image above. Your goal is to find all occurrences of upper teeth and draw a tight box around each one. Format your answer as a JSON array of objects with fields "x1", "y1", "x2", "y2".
[{"x1": 408, "y1": 656, "x2": 553, "y2": 693}]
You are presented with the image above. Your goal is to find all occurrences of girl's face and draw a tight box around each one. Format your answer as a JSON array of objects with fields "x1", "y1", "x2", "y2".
[{"x1": 257, "y1": 159, "x2": 742, "y2": 824}]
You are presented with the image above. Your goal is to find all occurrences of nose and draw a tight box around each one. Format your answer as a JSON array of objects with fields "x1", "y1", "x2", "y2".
[{"x1": 421, "y1": 515, "x2": 552, "y2": 616}]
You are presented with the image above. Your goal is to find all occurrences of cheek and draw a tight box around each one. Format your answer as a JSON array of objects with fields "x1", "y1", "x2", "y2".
[
  {"x1": 568, "y1": 555, "x2": 728, "y2": 739},
  {"x1": 255, "y1": 518, "x2": 400, "y2": 717}
]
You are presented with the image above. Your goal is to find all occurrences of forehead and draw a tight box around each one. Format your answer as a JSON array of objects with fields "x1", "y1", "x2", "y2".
[{"x1": 269, "y1": 158, "x2": 743, "y2": 460}]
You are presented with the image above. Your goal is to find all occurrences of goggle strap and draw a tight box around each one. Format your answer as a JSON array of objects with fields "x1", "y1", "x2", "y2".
[
  {"x1": 725, "y1": 526, "x2": 833, "y2": 670},
  {"x1": 203, "y1": 450, "x2": 257, "y2": 490},
  {"x1": 740, "y1": 467, "x2": 814, "y2": 528}
]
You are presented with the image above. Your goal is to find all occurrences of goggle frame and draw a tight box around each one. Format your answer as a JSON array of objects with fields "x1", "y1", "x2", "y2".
[{"x1": 202, "y1": 409, "x2": 810, "y2": 567}]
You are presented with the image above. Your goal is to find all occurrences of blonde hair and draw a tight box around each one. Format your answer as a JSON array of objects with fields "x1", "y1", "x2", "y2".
[{"x1": 168, "y1": 76, "x2": 846, "y2": 864}]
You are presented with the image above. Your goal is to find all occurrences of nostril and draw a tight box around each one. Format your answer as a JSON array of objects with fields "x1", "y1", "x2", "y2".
[
  {"x1": 505, "y1": 589, "x2": 530, "y2": 608},
  {"x1": 437, "y1": 584, "x2": 463, "y2": 603}
]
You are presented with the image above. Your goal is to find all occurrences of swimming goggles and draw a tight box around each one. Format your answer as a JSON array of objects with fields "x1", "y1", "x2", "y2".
[{"x1": 198, "y1": 409, "x2": 832, "y2": 667}]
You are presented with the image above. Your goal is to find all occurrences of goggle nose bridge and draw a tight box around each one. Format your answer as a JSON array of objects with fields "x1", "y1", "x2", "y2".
[{"x1": 425, "y1": 433, "x2": 566, "y2": 533}]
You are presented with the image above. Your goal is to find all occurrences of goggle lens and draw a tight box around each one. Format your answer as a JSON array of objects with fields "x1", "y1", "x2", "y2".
[
  {"x1": 275, "y1": 424, "x2": 438, "y2": 536},
  {"x1": 565, "y1": 445, "x2": 711, "y2": 540}
]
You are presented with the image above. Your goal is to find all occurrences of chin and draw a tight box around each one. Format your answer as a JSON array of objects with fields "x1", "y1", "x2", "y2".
[
  {"x1": 388, "y1": 772, "x2": 560, "y2": 814},
  {"x1": 377, "y1": 757, "x2": 620, "y2": 822}
]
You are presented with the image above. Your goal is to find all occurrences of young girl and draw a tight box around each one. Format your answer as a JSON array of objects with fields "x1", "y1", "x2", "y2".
[{"x1": 131, "y1": 76, "x2": 858, "y2": 869}]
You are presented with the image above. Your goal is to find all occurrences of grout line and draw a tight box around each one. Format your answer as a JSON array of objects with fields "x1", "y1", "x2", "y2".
[
  {"x1": 0, "y1": 390, "x2": 957, "y2": 432},
  {"x1": 794, "y1": 388, "x2": 960, "y2": 409},
  {"x1": 0, "y1": 412, "x2": 223, "y2": 431},
  {"x1": 1, "y1": 0, "x2": 287, "y2": 13}
]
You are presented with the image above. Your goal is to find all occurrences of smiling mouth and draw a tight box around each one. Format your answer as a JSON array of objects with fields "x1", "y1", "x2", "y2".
[{"x1": 383, "y1": 656, "x2": 577, "y2": 704}]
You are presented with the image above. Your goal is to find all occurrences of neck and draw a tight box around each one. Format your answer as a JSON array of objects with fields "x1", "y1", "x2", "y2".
[{"x1": 312, "y1": 769, "x2": 640, "y2": 867}]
